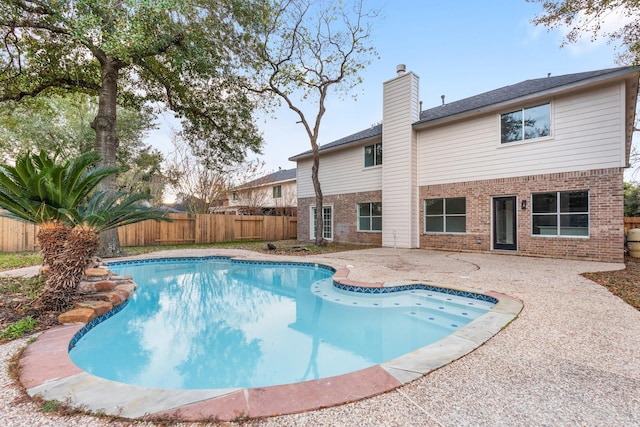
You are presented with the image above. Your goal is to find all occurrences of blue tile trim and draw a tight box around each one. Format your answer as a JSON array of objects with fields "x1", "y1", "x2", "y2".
[
  {"x1": 108, "y1": 256, "x2": 336, "y2": 273},
  {"x1": 107, "y1": 256, "x2": 230, "y2": 267},
  {"x1": 68, "y1": 300, "x2": 129, "y2": 351},
  {"x1": 232, "y1": 259, "x2": 335, "y2": 273},
  {"x1": 333, "y1": 282, "x2": 499, "y2": 304}
]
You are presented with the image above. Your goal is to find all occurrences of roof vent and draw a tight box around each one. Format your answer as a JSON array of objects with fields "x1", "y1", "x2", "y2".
[
  {"x1": 396, "y1": 64, "x2": 406, "y2": 75},
  {"x1": 441, "y1": 95, "x2": 445, "y2": 106}
]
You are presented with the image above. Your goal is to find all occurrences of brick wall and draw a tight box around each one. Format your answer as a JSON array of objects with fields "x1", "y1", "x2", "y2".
[
  {"x1": 418, "y1": 168, "x2": 625, "y2": 263},
  {"x1": 298, "y1": 190, "x2": 383, "y2": 245}
]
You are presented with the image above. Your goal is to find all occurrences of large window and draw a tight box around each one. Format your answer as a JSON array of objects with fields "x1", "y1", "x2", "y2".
[
  {"x1": 357, "y1": 202, "x2": 382, "y2": 232},
  {"x1": 424, "y1": 197, "x2": 466, "y2": 233},
  {"x1": 501, "y1": 103, "x2": 551, "y2": 144},
  {"x1": 311, "y1": 206, "x2": 333, "y2": 240},
  {"x1": 273, "y1": 185, "x2": 282, "y2": 198},
  {"x1": 364, "y1": 142, "x2": 382, "y2": 167},
  {"x1": 532, "y1": 190, "x2": 589, "y2": 237}
]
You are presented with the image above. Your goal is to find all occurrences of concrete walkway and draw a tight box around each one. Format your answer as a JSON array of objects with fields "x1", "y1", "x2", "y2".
[{"x1": 2, "y1": 248, "x2": 639, "y2": 426}]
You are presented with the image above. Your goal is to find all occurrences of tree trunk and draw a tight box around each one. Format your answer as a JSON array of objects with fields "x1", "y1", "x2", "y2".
[
  {"x1": 311, "y1": 141, "x2": 326, "y2": 246},
  {"x1": 92, "y1": 57, "x2": 123, "y2": 257},
  {"x1": 40, "y1": 226, "x2": 100, "y2": 311}
]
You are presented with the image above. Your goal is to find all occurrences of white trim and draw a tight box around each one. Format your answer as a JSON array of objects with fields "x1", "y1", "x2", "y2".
[
  {"x1": 497, "y1": 101, "x2": 554, "y2": 146},
  {"x1": 363, "y1": 142, "x2": 383, "y2": 168},
  {"x1": 310, "y1": 204, "x2": 334, "y2": 241},
  {"x1": 356, "y1": 202, "x2": 383, "y2": 233}
]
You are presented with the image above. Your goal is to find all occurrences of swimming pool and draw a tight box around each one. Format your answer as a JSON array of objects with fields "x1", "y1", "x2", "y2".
[{"x1": 69, "y1": 257, "x2": 496, "y2": 390}]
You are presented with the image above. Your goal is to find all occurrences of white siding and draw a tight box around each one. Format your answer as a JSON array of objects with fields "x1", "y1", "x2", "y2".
[
  {"x1": 382, "y1": 72, "x2": 420, "y2": 248},
  {"x1": 296, "y1": 143, "x2": 382, "y2": 198},
  {"x1": 418, "y1": 83, "x2": 626, "y2": 185},
  {"x1": 230, "y1": 180, "x2": 297, "y2": 208}
]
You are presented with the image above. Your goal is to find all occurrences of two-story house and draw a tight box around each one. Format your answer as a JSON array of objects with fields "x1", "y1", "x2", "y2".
[
  {"x1": 290, "y1": 65, "x2": 639, "y2": 262},
  {"x1": 228, "y1": 167, "x2": 297, "y2": 215}
]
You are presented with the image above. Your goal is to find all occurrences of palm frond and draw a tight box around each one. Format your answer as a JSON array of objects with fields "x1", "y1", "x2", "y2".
[{"x1": 68, "y1": 191, "x2": 170, "y2": 232}]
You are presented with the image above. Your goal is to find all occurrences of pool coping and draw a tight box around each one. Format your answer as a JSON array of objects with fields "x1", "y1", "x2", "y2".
[{"x1": 18, "y1": 256, "x2": 523, "y2": 422}]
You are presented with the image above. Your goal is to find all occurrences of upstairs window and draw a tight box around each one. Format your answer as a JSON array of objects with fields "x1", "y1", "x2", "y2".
[
  {"x1": 273, "y1": 185, "x2": 282, "y2": 198},
  {"x1": 532, "y1": 190, "x2": 589, "y2": 237},
  {"x1": 357, "y1": 202, "x2": 382, "y2": 231},
  {"x1": 501, "y1": 103, "x2": 551, "y2": 144},
  {"x1": 424, "y1": 197, "x2": 466, "y2": 233},
  {"x1": 364, "y1": 142, "x2": 382, "y2": 167}
]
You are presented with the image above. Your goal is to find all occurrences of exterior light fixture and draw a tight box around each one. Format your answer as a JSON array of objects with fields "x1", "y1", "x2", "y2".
[{"x1": 521, "y1": 199, "x2": 527, "y2": 210}]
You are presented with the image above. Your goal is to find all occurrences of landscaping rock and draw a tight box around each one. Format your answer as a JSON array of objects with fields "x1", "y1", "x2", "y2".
[
  {"x1": 94, "y1": 290, "x2": 128, "y2": 306},
  {"x1": 75, "y1": 300, "x2": 113, "y2": 317},
  {"x1": 84, "y1": 268, "x2": 110, "y2": 279},
  {"x1": 115, "y1": 283, "x2": 136, "y2": 295},
  {"x1": 58, "y1": 307, "x2": 97, "y2": 324}
]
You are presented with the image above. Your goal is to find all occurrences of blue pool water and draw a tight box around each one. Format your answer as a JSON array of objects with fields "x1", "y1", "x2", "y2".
[{"x1": 69, "y1": 257, "x2": 495, "y2": 390}]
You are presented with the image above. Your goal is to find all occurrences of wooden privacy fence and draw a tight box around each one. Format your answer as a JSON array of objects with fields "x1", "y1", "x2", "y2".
[
  {"x1": 624, "y1": 217, "x2": 640, "y2": 233},
  {"x1": 118, "y1": 214, "x2": 298, "y2": 247},
  {"x1": 0, "y1": 214, "x2": 297, "y2": 252}
]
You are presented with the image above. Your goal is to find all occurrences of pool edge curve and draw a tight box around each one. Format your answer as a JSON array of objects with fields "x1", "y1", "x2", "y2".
[{"x1": 18, "y1": 256, "x2": 523, "y2": 422}]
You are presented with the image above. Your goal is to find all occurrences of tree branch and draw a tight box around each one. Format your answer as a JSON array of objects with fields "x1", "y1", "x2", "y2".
[{"x1": 0, "y1": 78, "x2": 100, "y2": 101}]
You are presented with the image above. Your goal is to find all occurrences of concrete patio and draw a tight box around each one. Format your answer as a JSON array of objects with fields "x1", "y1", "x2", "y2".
[{"x1": 2, "y1": 247, "x2": 639, "y2": 426}]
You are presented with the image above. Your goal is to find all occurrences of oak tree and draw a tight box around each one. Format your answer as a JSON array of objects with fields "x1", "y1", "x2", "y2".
[{"x1": 0, "y1": 0, "x2": 263, "y2": 255}]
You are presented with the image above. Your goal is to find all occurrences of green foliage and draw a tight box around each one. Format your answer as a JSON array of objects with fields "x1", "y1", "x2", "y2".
[
  {"x1": 69, "y1": 190, "x2": 170, "y2": 232},
  {"x1": 625, "y1": 182, "x2": 640, "y2": 216},
  {"x1": 0, "y1": 0, "x2": 264, "y2": 165},
  {"x1": 0, "y1": 151, "x2": 121, "y2": 225},
  {"x1": 0, "y1": 150, "x2": 169, "y2": 229},
  {"x1": 0, "y1": 93, "x2": 165, "y2": 202},
  {"x1": 0, "y1": 316, "x2": 38, "y2": 340},
  {"x1": 39, "y1": 400, "x2": 62, "y2": 413},
  {"x1": 528, "y1": 0, "x2": 640, "y2": 64}
]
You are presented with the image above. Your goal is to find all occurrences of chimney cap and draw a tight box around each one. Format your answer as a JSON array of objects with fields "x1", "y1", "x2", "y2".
[{"x1": 396, "y1": 64, "x2": 406, "y2": 75}]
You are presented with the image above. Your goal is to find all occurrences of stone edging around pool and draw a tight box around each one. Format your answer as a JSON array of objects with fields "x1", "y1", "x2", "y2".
[{"x1": 18, "y1": 256, "x2": 523, "y2": 422}]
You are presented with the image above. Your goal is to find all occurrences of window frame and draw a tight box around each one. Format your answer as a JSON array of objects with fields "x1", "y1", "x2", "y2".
[
  {"x1": 531, "y1": 190, "x2": 590, "y2": 238},
  {"x1": 272, "y1": 185, "x2": 282, "y2": 199},
  {"x1": 364, "y1": 142, "x2": 382, "y2": 167},
  {"x1": 357, "y1": 202, "x2": 382, "y2": 232},
  {"x1": 500, "y1": 102, "x2": 552, "y2": 145},
  {"x1": 310, "y1": 205, "x2": 333, "y2": 240},
  {"x1": 424, "y1": 197, "x2": 466, "y2": 234}
]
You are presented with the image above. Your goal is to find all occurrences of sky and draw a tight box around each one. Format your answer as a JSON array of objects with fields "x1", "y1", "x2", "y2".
[{"x1": 146, "y1": 0, "x2": 631, "y2": 176}]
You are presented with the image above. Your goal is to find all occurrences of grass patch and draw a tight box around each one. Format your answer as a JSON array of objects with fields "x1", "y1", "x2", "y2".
[
  {"x1": 0, "y1": 251, "x2": 42, "y2": 271},
  {"x1": 0, "y1": 316, "x2": 39, "y2": 340},
  {"x1": 121, "y1": 239, "x2": 374, "y2": 257}
]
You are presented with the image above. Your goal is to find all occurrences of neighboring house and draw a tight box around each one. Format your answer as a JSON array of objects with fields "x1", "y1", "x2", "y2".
[
  {"x1": 290, "y1": 65, "x2": 640, "y2": 263},
  {"x1": 227, "y1": 168, "x2": 297, "y2": 215}
]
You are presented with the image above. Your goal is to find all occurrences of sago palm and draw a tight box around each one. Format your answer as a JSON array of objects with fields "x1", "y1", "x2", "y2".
[
  {"x1": 0, "y1": 151, "x2": 168, "y2": 311},
  {"x1": 0, "y1": 151, "x2": 119, "y2": 268},
  {"x1": 43, "y1": 191, "x2": 169, "y2": 310}
]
